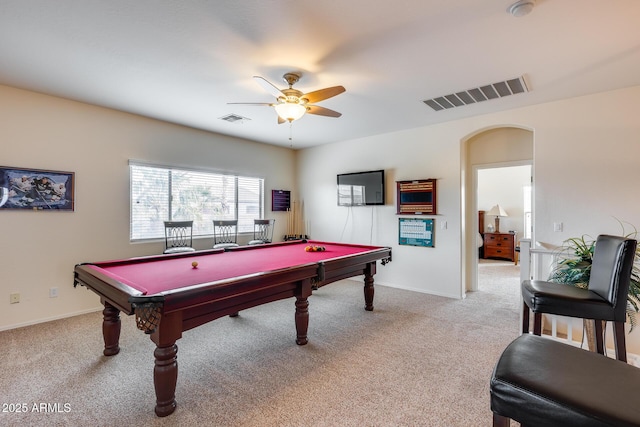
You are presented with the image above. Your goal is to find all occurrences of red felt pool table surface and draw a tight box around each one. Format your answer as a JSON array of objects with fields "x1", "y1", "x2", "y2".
[
  {"x1": 73, "y1": 239, "x2": 391, "y2": 417},
  {"x1": 86, "y1": 240, "x2": 379, "y2": 295}
]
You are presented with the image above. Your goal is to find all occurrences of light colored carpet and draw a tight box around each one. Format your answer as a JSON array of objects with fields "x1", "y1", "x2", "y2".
[{"x1": 0, "y1": 263, "x2": 521, "y2": 427}]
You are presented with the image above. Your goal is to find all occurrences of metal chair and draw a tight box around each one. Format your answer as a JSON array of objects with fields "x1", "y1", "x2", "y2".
[
  {"x1": 213, "y1": 220, "x2": 239, "y2": 249},
  {"x1": 521, "y1": 234, "x2": 637, "y2": 361},
  {"x1": 248, "y1": 219, "x2": 275, "y2": 245},
  {"x1": 163, "y1": 221, "x2": 196, "y2": 254}
]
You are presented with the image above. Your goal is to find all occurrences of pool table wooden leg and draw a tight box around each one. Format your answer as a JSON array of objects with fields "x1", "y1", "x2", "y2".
[
  {"x1": 151, "y1": 311, "x2": 182, "y2": 417},
  {"x1": 295, "y1": 296, "x2": 309, "y2": 345},
  {"x1": 102, "y1": 301, "x2": 121, "y2": 356},
  {"x1": 154, "y1": 343, "x2": 178, "y2": 417},
  {"x1": 295, "y1": 279, "x2": 312, "y2": 345},
  {"x1": 364, "y1": 262, "x2": 376, "y2": 311}
]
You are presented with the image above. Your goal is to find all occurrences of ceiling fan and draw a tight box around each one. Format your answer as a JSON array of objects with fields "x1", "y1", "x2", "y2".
[{"x1": 229, "y1": 72, "x2": 345, "y2": 124}]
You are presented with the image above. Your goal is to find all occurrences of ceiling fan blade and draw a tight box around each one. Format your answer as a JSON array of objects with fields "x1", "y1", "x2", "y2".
[
  {"x1": 227, "y1": 102, "x2": 273, "y2": 106},
  {"x1": 301, "y1": 86, "x2": 345, "y2": 103},
  {"x1": 253, "y1": 76, "x2": 284, "y2": 98},
  {"x1": 306, "y1": 105, "x2": 342, "y2": 118}
]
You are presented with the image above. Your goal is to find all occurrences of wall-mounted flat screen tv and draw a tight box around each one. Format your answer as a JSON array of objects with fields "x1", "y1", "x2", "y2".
[{"x1": 337, "y1": 170, "x2": 385, "y2": 206}]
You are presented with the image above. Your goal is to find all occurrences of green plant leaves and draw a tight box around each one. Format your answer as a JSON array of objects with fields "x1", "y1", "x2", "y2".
[{"x1": 549, "y1": 230, "x2": 640, "y2": 332}]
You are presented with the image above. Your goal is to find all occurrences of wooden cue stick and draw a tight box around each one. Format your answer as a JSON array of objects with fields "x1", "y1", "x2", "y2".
[
  {"x1": 290, "y1": 204, "x2": 294, "y2": 237},
  {"x1": 293, "y1": 201, "x2": 297, "y2": 237},
  {"x1": 298, "y1": 203, "x2": 302, "y2": 237},
  {"x1": 295, "y1": 201, "x2": 299, "y2": 237}
]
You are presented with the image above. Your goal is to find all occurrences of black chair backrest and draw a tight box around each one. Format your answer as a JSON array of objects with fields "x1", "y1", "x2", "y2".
[
  {"x1": 213, "y1": 220, "x2": 238, "y2": 245},
  {"x1": 588, "y1": 234, "x2": 637, "y2": 321},
  {"x1": 164, "y1": 220, "x2": 193, "y2": 249}
]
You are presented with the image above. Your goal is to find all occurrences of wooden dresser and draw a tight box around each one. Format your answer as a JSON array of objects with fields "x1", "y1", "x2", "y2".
[{"x1": 483, "y1": 232, "x2": 516, "y2": 262}]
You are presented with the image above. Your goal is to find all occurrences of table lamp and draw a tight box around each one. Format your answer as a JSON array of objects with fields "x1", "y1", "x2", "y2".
[{"x1": 487, "y1": 204, "x2": 508, "y2": 233}]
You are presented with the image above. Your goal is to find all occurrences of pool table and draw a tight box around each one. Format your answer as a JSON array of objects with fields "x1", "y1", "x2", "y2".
[{"x1": 73, "y1": 239, "x2": 391, "y2": 417}]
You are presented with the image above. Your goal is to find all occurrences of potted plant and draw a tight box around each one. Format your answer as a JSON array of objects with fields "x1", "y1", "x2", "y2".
[{"x1": 549, "y1": 228, "x2": 640, "y2": 350}]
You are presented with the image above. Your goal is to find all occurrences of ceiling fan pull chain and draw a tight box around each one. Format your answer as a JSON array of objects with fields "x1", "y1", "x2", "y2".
[{"x1": 289, "y1": 122, "x2": 294, "y2": 145}]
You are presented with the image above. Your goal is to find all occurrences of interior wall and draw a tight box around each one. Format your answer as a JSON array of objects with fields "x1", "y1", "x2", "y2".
[
  {"x1": 4, "y1": 83, "x2": 640, "y2": 353},
  {"x1": 297, "y1": 128, "x2": 463, "y2": 298},
  {"x1": 478, "y1": 165, "x2": 531, "y2": 237},
  {"x1": 0, "y1": 84, "x2": 296, "y2": 330},
  {"x1": 297, "y1": 85, "x2": 640, "y2": 352},
  {"x1": 467, "y1": 127, "x2": 533, "y2": 165}
]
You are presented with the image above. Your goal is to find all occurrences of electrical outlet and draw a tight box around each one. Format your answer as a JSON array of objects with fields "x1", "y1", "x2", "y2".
[
  {"x1": 49, "y1": 287, "x2": 58, "y2": 298},
  {"x1": 10, "y1": 293, "x2": 20, "y2": 304}
]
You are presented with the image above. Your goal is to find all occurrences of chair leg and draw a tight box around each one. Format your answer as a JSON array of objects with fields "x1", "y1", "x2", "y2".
[
  {"x1": 594, "y1": 319, "x2": 605, "y2": 355},
  {"x1": 493, "y1": 413, "x2": 510, "y2": 427},
  {"x1": 533, "y1": 312, "x2": 542, "y2": 335},
  {"x1": 613, "y1": 321, "x2": 627, "y2": 362},
  {"x1": 522, "y1": 302, "x2": 530, "y2": 334}
]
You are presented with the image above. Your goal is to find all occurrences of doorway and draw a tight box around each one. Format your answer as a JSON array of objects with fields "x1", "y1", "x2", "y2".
[
  {"x1": 476, "y1": 163, "x2": 532, "y2": 294},
  {"x1": 462, "y1": 126, "x2": 533, "y2": 295},
  {"x1": 478, "y1": 163, "x2": 532, "y2": 241}
]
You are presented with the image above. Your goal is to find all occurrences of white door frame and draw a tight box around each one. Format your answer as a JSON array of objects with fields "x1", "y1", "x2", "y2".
[{"x1": 469, "y1": 160, "x2": 533, "y2": 292}]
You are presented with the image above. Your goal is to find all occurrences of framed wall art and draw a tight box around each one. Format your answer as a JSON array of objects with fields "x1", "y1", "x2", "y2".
[
  {"x1": 0, "y1": 166, "x2": 75, "y2": 211},
  {"x1": 396, "y1": 179, "x2": 437, "y2": 215},
  {"x1": 398, "y1": 217, "x2": 434, "y2": 247},
  {"x1": 271, "y1": 189, "x2": 291, "y2": 211}
]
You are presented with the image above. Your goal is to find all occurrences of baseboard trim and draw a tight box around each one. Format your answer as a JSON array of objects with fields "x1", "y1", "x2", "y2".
[{"x1": 0, "y1": 307, "x2": 102, "y2": 332}]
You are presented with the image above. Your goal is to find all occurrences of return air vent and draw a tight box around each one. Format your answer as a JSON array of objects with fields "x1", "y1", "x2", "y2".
[
  {"x1": 219, "y1": 113, "x2": 250, "y2": 123},
  {"x1": 423, "y1": 76, "x2": 529, "y2": 111}
]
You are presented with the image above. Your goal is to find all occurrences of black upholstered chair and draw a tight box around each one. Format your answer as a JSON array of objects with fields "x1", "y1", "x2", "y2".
[
  {"x1": 490, "y1": 334, "x2": 640, "y2": 426},
  {"x1": 212, "y1": 220, "x2": 239, "y2": 249},
  {"x1": 163, "y1": 221, "x2": 196, "y2": 254},
  {"x1": 521, "y1": 234, "x2": 636, "y2": 361},
  {"x1": 248, "y1": 219, "x2": 275, "y2": 245}
]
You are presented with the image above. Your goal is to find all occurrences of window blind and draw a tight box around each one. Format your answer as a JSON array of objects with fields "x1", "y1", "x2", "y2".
[{"x1": 130, "y1": 163, "x2": 264, "y2": 241}]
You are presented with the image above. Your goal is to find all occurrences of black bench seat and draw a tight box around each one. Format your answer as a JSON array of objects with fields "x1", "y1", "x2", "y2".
[{"x1": 490, "y1": 334, "x2": 640, "y2": 426}]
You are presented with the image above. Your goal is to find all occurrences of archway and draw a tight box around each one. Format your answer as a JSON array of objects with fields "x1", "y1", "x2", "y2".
[{"x1": 461, "y1": 126, "x2": 534, "y2": 295}]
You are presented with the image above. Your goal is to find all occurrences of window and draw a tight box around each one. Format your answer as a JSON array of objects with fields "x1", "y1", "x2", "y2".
[
  {"x1": 338, "y1": 184, "x2": 365, "y2": 206},
  {"x1": 130, "y1": 162, "x2": 264, "y2": 241}
]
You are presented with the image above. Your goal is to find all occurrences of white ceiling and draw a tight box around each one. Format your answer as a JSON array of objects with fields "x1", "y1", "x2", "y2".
[{"x1": 1, "y1": 0, "x2": 639, "y2": 149}]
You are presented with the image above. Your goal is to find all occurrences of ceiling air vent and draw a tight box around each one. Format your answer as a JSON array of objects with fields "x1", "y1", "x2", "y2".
[
  {"x1": 423, "y1": 76, "x2": 529, "y2": 111},
  {"x1": 219, "y1": 113, "x2": 250, "y2": 123}
]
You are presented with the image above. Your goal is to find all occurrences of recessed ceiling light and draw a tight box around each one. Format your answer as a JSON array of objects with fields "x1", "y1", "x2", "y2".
[
  {"x1": 219, "y1": 113, "x2": 250, "y2": 123},
  {"x1": 508, "y1": 0, "x2": 535, "y2": 17}
]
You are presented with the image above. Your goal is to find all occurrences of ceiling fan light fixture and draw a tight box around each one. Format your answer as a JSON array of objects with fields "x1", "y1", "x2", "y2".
[
  {"x1": 232, "y1": 73, "x2": 344, "y2": 124},
  {"x1": 274, "y1": 102, "x2": 306, "y2": 122}
]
